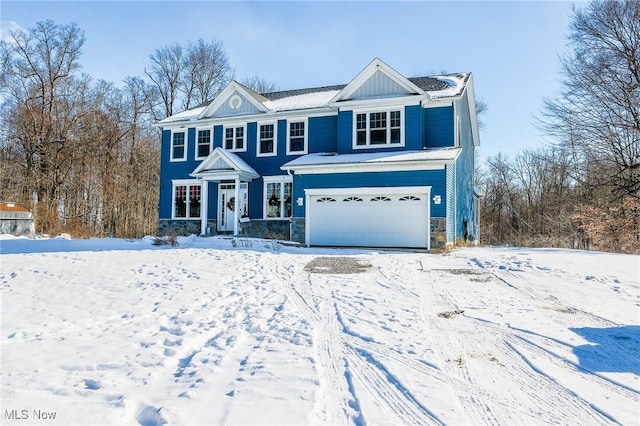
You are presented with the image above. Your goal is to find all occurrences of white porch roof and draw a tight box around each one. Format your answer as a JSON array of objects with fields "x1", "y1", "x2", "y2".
[
  {"x1": 191, "y1": 148, "x2": 260, "y2": 181},
  {"x1": 281, "y1": 147, "x2": 461, "y2": 174}
]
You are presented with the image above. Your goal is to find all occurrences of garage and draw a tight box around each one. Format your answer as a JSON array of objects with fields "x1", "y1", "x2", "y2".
[{"x1": 305, "y1": 186, "x2": 431, "y2": 248}]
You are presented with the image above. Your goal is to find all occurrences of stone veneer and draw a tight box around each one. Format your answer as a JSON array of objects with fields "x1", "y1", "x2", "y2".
[
  {"x1": 290, "y1": 217, "x2": 306, "y2": 244},
  {"x1": 430, "y1": 217, "x2": 447, "y2": 250},
  {"x1": 239, "y1": 219, "x2": 290, "y2": 240},
  {"x1": 158, "y1": 219, "x2": 216, "y2": 236}
]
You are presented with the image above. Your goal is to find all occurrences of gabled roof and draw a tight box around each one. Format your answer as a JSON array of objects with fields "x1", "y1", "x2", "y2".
[
  {"x1": 197, "y1": 81, "x2": 269, "y2": 119},
  {"x1": 281, "y1": 147, "x2": 461, "y2": 174},
  {"x1": 329, "y1": 58, "x2": 426, "y2": 104},
  {"x1": 156, "y1": 59, "x2": 472, "y2": 126},
  {"x1": 191, "y1": 148, "x2": 259, "y2": 181}
]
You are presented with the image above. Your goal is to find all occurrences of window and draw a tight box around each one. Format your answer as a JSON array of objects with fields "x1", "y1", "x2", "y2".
[
  {"x1": 287, "y1": 120, "x2": 307, "y2": 155},
  {"x1": 196, "y1": 129, "x2": 211, "y2": 159},
  {"x1": 171, "y1": 131, "x2": 186, "y2": 161},
  {"x1": 399, "y1": 196, "x2": 421, "y2": 201},
  {"x1": 264, "y1": 176, "x2": 292, "y2": 219},
  {"x1": 258, "y1": 123, "x2": 277, "y2": 156},
  {"x1": 354, "y1": 109, "x2": 403, "y2": 148},
  {"x1": 173, "y1": 181, "x2": 201, "y2": 219},
  {"x1": 317, "y1": 197, "x2": 336, "y2": 203},
  {"x1": 371, "y1": 196, "x2": 391, "y2": 202},
  {"x1": 224, "y1": 125, "x2": 245, "y2": 152},
  {"x1": 343, "y1": 196, "x2": 363, "y2": 202}
]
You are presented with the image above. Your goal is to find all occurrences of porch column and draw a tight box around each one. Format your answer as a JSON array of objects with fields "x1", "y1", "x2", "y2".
[
  {"x1": 200, "y1": 179, "x2": 208, "y2": 236},
  {"x1": 233, "y1": 177, "x2": 240, "y2": 236}
]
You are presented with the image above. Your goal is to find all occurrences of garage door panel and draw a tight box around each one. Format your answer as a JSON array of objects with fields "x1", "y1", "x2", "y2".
[{"x1": 308, "y1": 189, "x2": 430, "y2": 248}]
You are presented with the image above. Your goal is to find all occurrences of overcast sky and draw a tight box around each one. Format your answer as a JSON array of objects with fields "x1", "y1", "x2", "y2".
[{"x1": 1, "y1": 1, "x2": 584, "y2": 162}]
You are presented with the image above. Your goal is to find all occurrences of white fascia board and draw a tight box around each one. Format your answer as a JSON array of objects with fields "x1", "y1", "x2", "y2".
[
  {"x1": 305, "y1": 186, "x2": 432, "y2": 196},
  {"x1": 190, "y1": 170, "x2": 258, "y2": 182},
  {"x1": 332, "y1": 95, "x2": 424, "y2": 110},
  {"x1": 421, "y1": 99, "x2": 455, "y2": 109},
  {"x1": 284, "y1": 160, "x2": 448, "y2": 175},
  {"x1": 330, "y1": 58, "x2": 426, "y2": 104},
  {"x1": 198, "y1": 81, "x2": 269, "y2": 119},
  {"x1": 465, "y1": 74, "x2": 481, "y2": 147}
]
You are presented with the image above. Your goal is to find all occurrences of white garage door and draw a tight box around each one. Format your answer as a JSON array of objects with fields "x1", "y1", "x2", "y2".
[{"x1": 306, "y1": 186, "x2": 431, "y2": 248}]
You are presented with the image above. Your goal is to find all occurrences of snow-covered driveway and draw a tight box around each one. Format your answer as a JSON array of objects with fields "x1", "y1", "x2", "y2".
[{"x1": 1, "y1": 237, "x2": 638, "y2": 425}]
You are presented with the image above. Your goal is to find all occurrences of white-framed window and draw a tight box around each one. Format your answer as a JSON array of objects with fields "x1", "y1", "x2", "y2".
[
  {"x1": 257, "y1": 122, "x2": 277, "y2": 157},
  {"x1": 172, "y1": 180, "x2": 201, "y2": 219},
  {"x1": 196, "y1": 128, "x2": 212, "y2": 159},
  {"x1": 263, "y1": 175, "x2": 292, "y2": 219},
  {"x1": 287, "y1": 119, "x2": 308, "y2": 155},
  {"x1": 353, "y1": 108, "x2": 404, "y2": 148},
  {"x1": 170, "y1": 130, "x2": 187, "y2": 161},
  {"x1": 224, "y1": 125, "x2": 246, "y2": 152}
]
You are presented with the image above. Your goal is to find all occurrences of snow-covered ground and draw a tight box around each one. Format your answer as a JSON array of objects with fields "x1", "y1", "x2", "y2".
[{"x1": 1, "y1": 235, "x2": 639, "y2": 425}]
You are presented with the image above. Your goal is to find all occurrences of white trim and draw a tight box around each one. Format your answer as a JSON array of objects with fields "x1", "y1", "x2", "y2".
[
  {"x1": 222, "y1": 124, "x2": 247, "y2": 153},
  {"x1": 198, "y1": 81, "x2": 269, "y2": 119},
  {"x1": 169, "y1": 129, "x2": 187, "y2": 162},
  {"x1": 256, "y1": 121, "x2": 278, "y2": 157},
  {"x1": 305, "y1": 186, "x2": 431, "y2": 197},
  {"x1": 286, "y1": 117, "x2": 308, "y2": 155},
  {"x1": 195, "y1": 127, "x2": 213, "y2": 160},
  {"x1": 287, "y1": 161, "x2": 448, "y2": 175},
  {"x1": 352, "y1": 108, "x2": 405, "y2": 150},
  {"x1": 329, "y1": 58, "x2": 425, "y2": 104},
  {"x1": 263, "y1": 175, "x2": 293, "y2": 220},
  {"x1": 171, "y1": 179, "x2": 202, "y2": 220},
  {"x1": 334, "y1": 96, "x2": 422, "y2": 110},
  {"x1": 455, "y1": 115, "x2": 462, "y2": 148}
]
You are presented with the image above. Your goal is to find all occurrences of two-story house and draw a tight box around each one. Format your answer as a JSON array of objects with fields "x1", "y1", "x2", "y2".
[{"x1": 156, "y1": 58, "x2": 481, "y2": 250}]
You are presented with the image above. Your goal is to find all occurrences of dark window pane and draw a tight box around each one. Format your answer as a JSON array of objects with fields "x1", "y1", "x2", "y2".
[
  {"x1": 261, "y1": 140, "x2": 273, "y2": 153},
  {"x1": 173, "y1": 146, "x2": 185, "y2": 158},
  {"x1": 370, "y1": 129, "x2": 386, "y2": 144},
  {"x1": 390, "y1": 128, "x2": 401, "y2": 144},
  {"x1": 356, "y1": 130, "x2": 367, "y2": 145}
]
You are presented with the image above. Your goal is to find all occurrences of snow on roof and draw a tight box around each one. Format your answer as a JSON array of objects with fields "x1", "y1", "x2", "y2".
[
  {"x1": 282, "y1": 147, "x2": 461, "y2": 169},
  {"x1": 157, "y1": 105, "x2": 206, "y2": 124},
  {"x1": 428, "y1": 74, "x2": 469, "y2": 98},
  {"x1": 263, "y1": 89, "x2": 341, "y2": 112},
  {"x1": 157, "y1": 72, "x2": 470, "y2": 125}
]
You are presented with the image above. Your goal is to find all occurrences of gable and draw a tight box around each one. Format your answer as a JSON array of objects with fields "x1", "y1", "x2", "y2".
[
  {"x1": 350, "y1": 70, "x2": 414, "y2": 100},
  {"x1": 212, "y1": 90, "x2": 264, "y2": 117},
  {"x1": 330, "y1": 58, "x2": 425, "y2": 104},
  {"x1": 197, "y1": 82, "x2": 268, "y2": 119}
]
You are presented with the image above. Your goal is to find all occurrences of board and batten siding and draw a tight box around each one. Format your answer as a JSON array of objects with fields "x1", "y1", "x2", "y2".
[
  {"x1": 351, "y1": 70, "x2": 413, "y2": 99},
  {"x1": 214, "y1": 91, "x2": 262, "y2": 116},
  {"x1": 292, "y1": 169, "x2": 447, "y2": 218},
  {"x1": 404, "y1": 104, "x2": 423, "y2": 150},
  {"x1": 308, "y1": 115, "x2": 338, "y2": 153}
]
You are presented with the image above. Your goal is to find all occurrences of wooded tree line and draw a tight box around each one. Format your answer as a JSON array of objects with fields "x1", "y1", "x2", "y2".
[
  {"x1": 0, "y1": 20, "x2": 274, "y2": 238},
  {"x1": 479, "y1": 0, "x2": 639, "y2": 254},
  {"x1": 1, "y1": 1, "x2": 637, "y2": 254}
]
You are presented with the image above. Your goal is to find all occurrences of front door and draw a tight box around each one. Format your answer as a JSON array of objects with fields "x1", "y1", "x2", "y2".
[{"x1": 218, "y1": 184, "x2": 248, "y2": 232}]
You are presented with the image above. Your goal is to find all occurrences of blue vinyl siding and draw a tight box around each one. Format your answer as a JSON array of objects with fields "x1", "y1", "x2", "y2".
[
  {"x1": 424, "y1": 105, "x2": 454, "y2": 148},
  {"x1": 337, "y1": 110, "x2": 353, "y2": 153},
  {"x1": 405, "y1": 104, "x2": 423, "y2": 150},
  {"x1": 308, "y1": 116, "x2": 338, "y2": 153},
  {"x1": 213, "y1": 125, "x2": 223, "y2": 148},
  {"x1": 446, "y1": 164, "x2": 455, "y2": 243},
  {"x1": 454, "y1": 93, "x2": 477, "y2": 241},
  {"x1": 292, "y1": 170, "x2": 447, "y2": 217}
]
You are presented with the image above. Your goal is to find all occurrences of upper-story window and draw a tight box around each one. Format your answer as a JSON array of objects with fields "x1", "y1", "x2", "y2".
[
  {"x1": 258, "y1": 123, "x2": 277, "y2": 157},
  {"x1": 287, "y1": 119, "x2": 307, "y2": 155},
  {"x1": 224, "y1": 125, "x2": 246, "y2": 152},
  {"x1": 354, "y1": 109, "x2": 403, "y2": 148},
  {"x1": 196, "y1": 128, "x2": 211, "y2": 159},
  {"x1": 171, "y1": 131, "x2": 186, "y2": 161}
]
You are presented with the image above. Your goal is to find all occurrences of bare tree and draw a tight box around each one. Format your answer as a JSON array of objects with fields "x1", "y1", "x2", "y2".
[
  {"x1": 145, "y1": 38, "x2": 233, "y2": 119},
  {"x1": 240, "y1": 74, "x2": 279, "y2": 94},
  {"x1": 538, "y1": 0, "x2": 640, "y2": 199}
]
